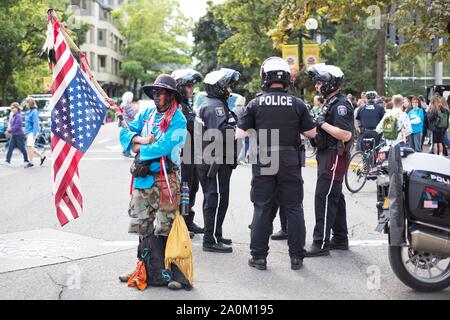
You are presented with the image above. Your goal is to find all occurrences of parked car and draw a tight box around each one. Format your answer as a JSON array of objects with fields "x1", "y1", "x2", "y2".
[
  {"x1": 193, "y1": 91, "x2": 245, "y2": 114},
  {"x1": 0, "y1": 106, "x2": 11, "y2": 142}
]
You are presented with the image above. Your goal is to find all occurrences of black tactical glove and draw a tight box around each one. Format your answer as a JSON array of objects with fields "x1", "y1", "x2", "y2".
[{"x1": 315, "y1": 114, "x2": 326, "y2": 128}]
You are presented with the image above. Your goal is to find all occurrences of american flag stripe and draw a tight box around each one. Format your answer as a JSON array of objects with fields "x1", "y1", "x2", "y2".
[{"x1": 50, "y1": 19, "x2": 108, "y2": 226}]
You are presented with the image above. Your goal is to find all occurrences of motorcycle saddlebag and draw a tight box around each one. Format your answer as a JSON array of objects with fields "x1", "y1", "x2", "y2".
[{"x1": 407, "y1": 170, "x2": 450, "y2": 229}]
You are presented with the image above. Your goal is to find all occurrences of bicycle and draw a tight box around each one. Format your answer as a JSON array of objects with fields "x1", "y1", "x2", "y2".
[
  {"x1": 345, "y1": 138, "x2": 385, "y2": 193},
  {"x1": 34, "y1": 125, "x2": 51, "y2": 154}
]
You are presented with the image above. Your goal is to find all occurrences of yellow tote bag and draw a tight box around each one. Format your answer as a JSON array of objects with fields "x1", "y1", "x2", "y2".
[{"x1": 165, "y1": 210, "x2": 194, "y2": 286}]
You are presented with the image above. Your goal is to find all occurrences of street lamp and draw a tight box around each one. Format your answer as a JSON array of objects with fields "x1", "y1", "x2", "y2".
[{"x1": 298, "y1": 18, "x2": 318, "y2": 98}]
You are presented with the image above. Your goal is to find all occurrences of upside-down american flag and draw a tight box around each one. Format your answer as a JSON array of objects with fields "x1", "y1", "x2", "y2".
[{"x1": 50, "y1": 20, "x2": 108, "y2": 226}]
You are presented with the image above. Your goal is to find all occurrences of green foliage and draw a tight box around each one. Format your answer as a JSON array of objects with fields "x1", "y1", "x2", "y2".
[
  {"x1": 391, "y1": 0, "x2": 450, "y2": 61},
  {"x1": 0, "y1": 0, "x2": 88, "y2": 104},
  {"x1": 192, "y1": 1, "x2": 234, "y2": 76},
  {"x1": 193, "y1": 0, "x2": 282, "y2": 97},
  {"x1": 113, "y1": 0, "x2": 192, "y2": 83},
  {"x1": 321, "y1": 20, "x2": 378, "y2": 94},
  {"x1": 119, "y1": 60, "x2": 144, "y2": 80}
]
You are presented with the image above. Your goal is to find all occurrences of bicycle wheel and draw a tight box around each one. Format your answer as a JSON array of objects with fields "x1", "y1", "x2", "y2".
[{"x1": 345, "y1": 151, "x2": 369, "y2": 193}]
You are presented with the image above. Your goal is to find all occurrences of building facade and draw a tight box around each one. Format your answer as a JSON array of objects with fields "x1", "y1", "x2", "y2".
[{"x1": 71, "y1": 0, "x2": 125, "y2": 98}]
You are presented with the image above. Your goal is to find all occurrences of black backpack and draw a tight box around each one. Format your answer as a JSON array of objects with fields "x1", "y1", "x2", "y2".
[{"x1": 435, "y1": 109, "x2": 449, "y2": 129}]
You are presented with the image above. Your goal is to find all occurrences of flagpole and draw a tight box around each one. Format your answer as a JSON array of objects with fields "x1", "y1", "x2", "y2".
[{"x1": 47, "y1": 9, "x2": 112, "y2": 105}]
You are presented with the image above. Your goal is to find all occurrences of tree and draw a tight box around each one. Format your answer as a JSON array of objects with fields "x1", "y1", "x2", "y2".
[
  {"x1": 192, "y1": 0, "x2": 282, "y2": 96},
  {"x1": 269, "y1": 0, "x2": 394, "y2": 96},
  {"x1": 270, "y1": 0, "x2": 450, "y2": 96},
  {"x1": 321, "y1": 21, "x2": 378, "y2": 94},
  {"x1": 192, "y1": 1, "x2": 234, "y2": 77},
  {"x1": 113, "y1": 0, "x2": 191, "y2": 87},
  {"x1": 0, "y1": 0, "x2": 87, "y2": 105},
  {"x1": 119, "y1": 60, "x2": 145, "y2": 95},
  {"x1": 391, "y1": 0, "x2": 450, "y2": 61}
]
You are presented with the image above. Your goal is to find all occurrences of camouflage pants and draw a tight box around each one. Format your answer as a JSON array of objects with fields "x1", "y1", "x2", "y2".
[{"x1": 128, "y1": 173, "x2": 180, "y2": 238}]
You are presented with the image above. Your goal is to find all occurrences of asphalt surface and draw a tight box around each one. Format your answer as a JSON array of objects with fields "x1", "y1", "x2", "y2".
[{"x1": 0, "y1": 123, "x2": 449, "y2": 300}]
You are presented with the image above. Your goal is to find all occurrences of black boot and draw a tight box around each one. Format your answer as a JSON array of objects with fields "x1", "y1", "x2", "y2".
[
  {"x1": 188, "y1": 222, "x2": 204, "y2": 234},
  {"x1": 248, "y1": 257, "x2": 267, "y2": 270},
  {"x1": 330, "y1": 238, "x2": 349, "y2": 250},
  {"x1": 203, "y1": 242, "x2": 233, "y2": 253},
  {"x1": 305, "y1": 242, "x2": 330, "y2": 257},
  {"x1": 271, "y1": 229, "x2": 288, "y2": 240},
  {"x1": 290, "y1": 257, "x2": 303, "y2": 270},
  {"x1": 218, "y1": 237, "x2": 232, "y2": 245}
]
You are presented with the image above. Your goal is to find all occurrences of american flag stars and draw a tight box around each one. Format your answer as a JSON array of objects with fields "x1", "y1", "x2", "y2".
[{"x1": 51, "y1": 68, "x2": 107, "y2": 152}]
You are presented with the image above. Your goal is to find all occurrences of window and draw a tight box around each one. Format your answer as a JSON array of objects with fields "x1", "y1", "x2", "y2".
[
  {"x1": 72, "y1": 0, "x2": 92, "y2": 16},
  {"x1": 98, "y1": 56, "x2": 106, "y2": 70},
  {"x1": 99, "y1": 8, "x2": 110, "y2": 21},
  {"x1": 98, "y1": 29, "x2": 106, "y2": 46},
  {"x1": 113, "y1": 36, "x2": 118, "y2": 52}
]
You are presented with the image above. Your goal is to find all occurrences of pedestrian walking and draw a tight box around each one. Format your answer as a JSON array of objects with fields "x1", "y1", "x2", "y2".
[
  {"x1": 2, "y1": 102, "x2": 30, "y2": 167},
  {"x1": 24, "y1": 98, "x2": 46, "y2": 167},
  {"x1": 236, "y1": 57, "x2": 316, "y2": 270}
]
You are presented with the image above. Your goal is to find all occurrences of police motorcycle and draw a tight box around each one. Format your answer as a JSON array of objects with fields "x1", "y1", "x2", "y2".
[{"x1": 375, "y1": 144, "x2": 450, "y2": 291}]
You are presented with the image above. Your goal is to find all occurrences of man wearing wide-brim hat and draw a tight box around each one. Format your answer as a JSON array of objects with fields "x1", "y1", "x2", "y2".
[{"x1": 116, "y1": 74, "x2": 190, "y2": 290}]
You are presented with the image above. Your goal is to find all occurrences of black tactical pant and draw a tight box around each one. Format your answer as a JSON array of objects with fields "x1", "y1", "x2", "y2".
[
  {"x1": 270, "y1": 199, "x2": 287, "y2": 233},
  {"x1": 313, "y1": 148, "x2": 350, "y2": 249},
  {"x1": 197, "y1": 164, "x2": 233, "y2": 245},
  {"x1": 250, "y1": 162, "x2": 306, "y2": 259},
  {"x1": 181, "y1": 163, "x2": 199, "y2": 228}
]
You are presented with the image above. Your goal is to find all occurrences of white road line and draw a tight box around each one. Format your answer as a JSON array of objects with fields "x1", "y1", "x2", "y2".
[{"x1": 349, "y1": 240, "x2": 388, "y2": 247}]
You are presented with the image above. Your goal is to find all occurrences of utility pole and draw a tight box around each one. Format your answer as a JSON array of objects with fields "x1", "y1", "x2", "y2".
[
  {"x1": 298, "y1": 30, "x2": 304, "y2": 98},
  {"x1": 434, "y1": 38, "x2": 444, "y2": 85}
]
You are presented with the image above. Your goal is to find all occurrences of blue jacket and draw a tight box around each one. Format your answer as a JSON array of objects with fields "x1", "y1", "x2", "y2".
[
  {"x1": 24, "y1": 108, "x2": 40, "y2": 136},
  {"x1": 408, "y1": 108, "x2": 424, "y2": 134},
  {"x1": 120, "y1": 106, "x2": 187, "y2": 189}
]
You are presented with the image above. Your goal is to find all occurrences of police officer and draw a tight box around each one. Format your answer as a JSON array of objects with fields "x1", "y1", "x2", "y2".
[
  {"x1": 236, "y1": 57, "x2": 316, "y2": 270},
  {"x1": 355, "y1": 90, "x2": 385, "y2": 151},
  {"x1": 171, "y1": 69, "x2": 204, "y2": 237},
  {"x1": 196, "y1": 68, "x2": 240, "y2": 253},
  {"x1": 305, "y1": 64, "x2": 354, "y2": 257}
]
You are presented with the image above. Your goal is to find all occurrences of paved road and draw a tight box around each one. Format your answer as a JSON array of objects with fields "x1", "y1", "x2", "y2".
[{"x1": 0, "y1": 123, "x2": 449, "y2": 300}]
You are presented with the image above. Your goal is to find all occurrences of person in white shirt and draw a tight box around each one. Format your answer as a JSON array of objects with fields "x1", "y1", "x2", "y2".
[{"x1": 376, "y1": 94, "x2": 412, "y2": 147}]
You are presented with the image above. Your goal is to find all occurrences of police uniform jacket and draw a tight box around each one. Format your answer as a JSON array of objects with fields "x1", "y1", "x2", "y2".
[
  {"x1": 238, "y1": 88, "x2": 315, "y2": 166},
  {"x1": 316, "y1": 93, "x2": 354, "y2": 150}
]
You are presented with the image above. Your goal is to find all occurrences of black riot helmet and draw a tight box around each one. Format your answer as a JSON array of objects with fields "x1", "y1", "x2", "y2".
[
  {"x1": 305, "y1": 63, "x2": 344, "y2": 97},
  {"x1": 203, "y1": 68, "x2": 240, "y2": 100},
  {"x1": 260, "y1": 56, "x2": 292, "y2": 90},
  {"x1": 171, "y1": 69, "x2": 203, "y2": 102},
  {"x1": 365, "y1": 91, "x2": 378, "y2": 102}
]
